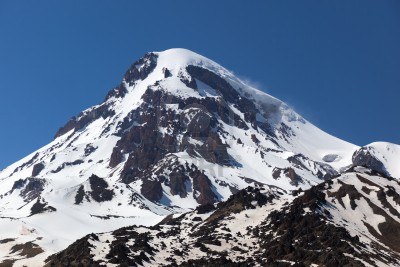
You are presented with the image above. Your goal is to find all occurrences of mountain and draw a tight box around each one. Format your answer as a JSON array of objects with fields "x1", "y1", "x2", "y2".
[{"x1": 0, "y1": 48, "x2": 398, "y2": 266}]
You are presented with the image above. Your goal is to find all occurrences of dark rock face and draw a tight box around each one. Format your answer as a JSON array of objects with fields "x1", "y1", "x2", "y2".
[
  {"x1": 89, "y1": 175, "x2": 114, "y2": 202},
  {"x1": 55, "y1": 102, "x2": 116, "y2": 138},
  {"x1": 8, "y1": 242, "x2": 44, "y2": 260},
  {"x1": 178, "y1": 69, "x2": 197, "y2": 89},
  {"x1": 108, "y1": 87, "x2": 234, "y2": 198},
  {"x1": 74, "y1": 185, "x2": 85, "y2": 205},
  {"x1": 104, "y1": 83, "x2": 128, "y2": 101},
  {"x1": 251, "y1": 134, "x2": 260, "y2": 144},
  {"x1": 191, "y1": 170, "x2": 217, "y2": 205},
  {"x1": 184, "y1": 107, "x2": 211, "y2": 136},
  {"x1": 51, "y1": 160, "x2": 84, "y2": 174},
  {"x1": 186, "y1": 65, "x2": 275, "y2": 131},
  {"x1": 141, "y1": 179, "x2": 163, "y2": 202},
  {"x1": 259, "y1": 213, "x2": 367, "y2": 266},
  {"x1": 30, "y1": 197, "x2": 56, "y2": 216},
  {"x1": 45, "y1": 234, "x2": 97, "y2": 266},
  {"x1": 196, "y1": 132, "x2": 230, "y2": 165},
  {"x1": 272, "y1": 167, "x2": 302, "y2": 185},
  {"x1": 12, "y1": 153, "x2": 39, "y2": 174},
  {"x1": 84, "y1": 144, "x2": 97, "y2": 157},
  {"x1": 163, "y1": 67, "x2": 172, "y2": 78},
  {"x1": 117, "y1": 126, "x2": 171, "y2": 184},
  {"x1": 31, "y1": 163, "x2": 45, "y2": 177},
  {"x1": 11, "y1": 179, "x2": 26, "y2": 191},
  {"x1": 352, "y1": 147, "x2": 388, "y2": 175},
  {"x1": 195, "y1": 203, "x2": 216, "y2": 214},
  {"x1": 133, "y1": 157, "x2": 219, "y2": 205},
  {"x1": 124, "y1": 53, "x2": 158, "y2": 86},
  {"x1": 169, "y1": 167, "x2": 189, "y2": 198},
  {"x1": 186, "y1": 65, "x2": 243, "y2": 104},
  {"x1": 11, "y1": 178, "x2": 45, "y2": 202},
  {"x1": 110, "y1": 90, "x2": 180, "y2": 180}
]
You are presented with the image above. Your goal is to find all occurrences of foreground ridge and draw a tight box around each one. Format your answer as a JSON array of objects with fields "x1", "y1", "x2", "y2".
[{"x1": 46, "y1": 167, "x2": 400, "y2": 266}]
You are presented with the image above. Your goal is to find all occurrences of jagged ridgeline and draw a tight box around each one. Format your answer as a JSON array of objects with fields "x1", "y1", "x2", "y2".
[{"x1": 0, "y1": 49, "x2": 399, "y2": 266}]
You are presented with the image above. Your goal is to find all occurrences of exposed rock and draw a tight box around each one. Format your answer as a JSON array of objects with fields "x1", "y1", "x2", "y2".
[
  {"x1": 163, "y1": 67, "x2": 172, "y2": 78},
  {"x1": 169, "y1": 168, "x2": 189, "y2": 198},
  {"x1": 197, "y1": 132, "x2": 230, "y2": 165},
  {"x1": 141, "y1": 179, "x2": 163, "y2": 202},
  {"x1": 44, "y1": 234, "x2": 98, "y2": 266},
  {"x1": 251, "y1": 134, "x2": 260, "y2": 144},
  {"x1": 74, "y1": 185, "x2": 85, "y2": 205},
  {"x1": 352, "y1": 146, "x2": 388, "y2": 175},
  {"x1": 89, "y1": 175, "x2": 114, "y2": 202},
  {"x1": 30, "y1": 197, "x2": 56, "y2": 216},
  {"x1": 124, "y1": 52, "x2": 158, "y2": 86},
  {"x1": 104, "y1": 83, "x2": 128, "y2": 101},
  {"x1": 0, "y1": 238, "x2": 15, "y2": 244},
  {"x1": 55, "y1": 103, "x2": 116, "y2": 138},
  {"x1": 177, "y1": 68, "x2": 197, "y2": 89},
  {"x1": 84, "y1": 144, "x2": 97, "y2": 157},
  {"x1": 31, "y1": 163, "x2": 45, "y2": 177},
  {"x1": 10, "y1": 178, "x2": 46, "y2": 202},
  {"x1": 12, "y1": 152, "x2": 39, "y2": 174},
  {"x1": 186, "y1": 65, "x2": 241, "y2": 104},
  {"x1": 207, "y1": 187, "x2": 274, "y2": 223},
  {"x1": 191, "y1": 170, "x2": 217, "y2": 205},
  {"x1": 9, "y1": 242, "x2": 44, "y2": 259},
  {"x1": 51, "y1": 160, "x2": 84, "y2": 174},
  {"x1": 195, "y1": 203, "x2": 215, "y2": 214},
  {"x1": 272, "y1": 167, "x2": 301, "y2": 185}
]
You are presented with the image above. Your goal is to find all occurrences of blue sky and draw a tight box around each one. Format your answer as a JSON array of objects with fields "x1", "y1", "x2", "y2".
[{"x1": 0, "y1": 0, "x2": 399, "y2": 169}]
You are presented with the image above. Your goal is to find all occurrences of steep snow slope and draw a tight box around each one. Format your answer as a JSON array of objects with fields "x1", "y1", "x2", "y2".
[{"x1": 0, "y1": 48, "x2": 374, "y2": 265}]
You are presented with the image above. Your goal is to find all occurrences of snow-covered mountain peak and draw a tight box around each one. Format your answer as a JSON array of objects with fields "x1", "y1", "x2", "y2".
[
  {"x1": 154, "y1": 48, "x2": 221, "y2": 71},
  {"x1": 5, "y1": 48, "x2": 399, "y2": 266},
  {"x1": 120, "y1": 48, "x2": 282, "y2": 108}
]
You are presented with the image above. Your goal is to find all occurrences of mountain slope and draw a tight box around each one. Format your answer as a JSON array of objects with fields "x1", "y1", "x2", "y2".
[
  {"x1": 0, "y1": 48, "x2": 394, "y2": 266},
  {"x1": 45, "y1": 166, "x2": 400, "y2": 267}
]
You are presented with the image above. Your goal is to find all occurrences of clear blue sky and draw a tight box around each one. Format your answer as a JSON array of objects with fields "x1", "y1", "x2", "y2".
[{"x1": 0, "y1": 1, "x2": 399, "y2": 169}]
